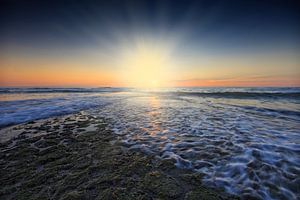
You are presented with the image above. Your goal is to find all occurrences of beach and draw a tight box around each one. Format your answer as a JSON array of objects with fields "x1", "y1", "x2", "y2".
[{"x1": 0, "y1": 111, "x2": 237, "y2": 200}]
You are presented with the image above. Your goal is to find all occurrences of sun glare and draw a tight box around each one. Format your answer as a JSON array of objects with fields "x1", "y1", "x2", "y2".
[{"x1": 119, "y1": 38, "x2": 174, "y2": 88}]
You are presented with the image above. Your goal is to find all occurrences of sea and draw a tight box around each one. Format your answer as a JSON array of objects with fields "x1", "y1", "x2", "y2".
[{"x1": 0, "y1": 87, "x2": 299, "y2": 200}]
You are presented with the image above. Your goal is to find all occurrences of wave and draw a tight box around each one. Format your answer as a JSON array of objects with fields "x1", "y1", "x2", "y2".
[
  {"x1": 1, "y1": 87, "x2": 300, "y2": 96},
  {"x1": 0, "y1": 96, "x2": 111, "y2": 128},
  {"x1": 224, "y1": 104, "x2": 300, "y2": 119}
]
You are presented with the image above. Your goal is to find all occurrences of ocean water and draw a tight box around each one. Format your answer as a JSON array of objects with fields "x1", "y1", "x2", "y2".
[{"x1": 0, "y1": 87, "x2": 300, "y2": 199}]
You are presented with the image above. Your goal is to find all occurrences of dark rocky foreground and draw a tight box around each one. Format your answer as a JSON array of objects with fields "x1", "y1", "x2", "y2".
[{"x1": 0, "y1": 112, "x2": 238, "y2": 200}]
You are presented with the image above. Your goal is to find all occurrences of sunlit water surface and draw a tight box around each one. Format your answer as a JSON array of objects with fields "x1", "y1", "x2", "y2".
[{"x1": 0, "y1": 87, "x2": 299, "y2": 199}]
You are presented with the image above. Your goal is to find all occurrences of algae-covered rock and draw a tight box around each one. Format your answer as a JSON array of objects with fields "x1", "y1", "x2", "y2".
[
  {"x1": 97, "y1": 187, "x2": 128, "y2": 200},
  {"x1": 97, "y1": 187, "x2": 150, "y2": 200},
  {"x1": 158, "y1": 158, "x2": 176, "y2": 171},
  {"x1": 60, "y1": 191, "x2": 83, "y2": 200},
  {"x1": 0, "y1": 112, "x2": 237, "y2": 200},
  {"x1": 143, "y1": 171, "x2": 183, "y2": 198},
  {"x1": 180, "y1": 172, "x2": 204, "y2": 185},
  {"x1": 184, "y1": 189, "x2": 220, "y2": 200}
]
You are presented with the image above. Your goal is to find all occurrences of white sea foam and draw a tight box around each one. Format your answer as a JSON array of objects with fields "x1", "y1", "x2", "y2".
[
  {"x1": 89, "y1": 89, "x2": 300, "y2": 200},
  {"x1": 0, "y1": 93, "x2": 114, "y2": 127}
]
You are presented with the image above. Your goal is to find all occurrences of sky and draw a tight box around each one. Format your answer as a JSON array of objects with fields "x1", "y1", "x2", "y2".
[{"x1": 0, "y1": 0, "x2": 299, "y2": 87}]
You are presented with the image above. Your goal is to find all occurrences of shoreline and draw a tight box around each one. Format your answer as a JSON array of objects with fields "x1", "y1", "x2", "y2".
[{"x1": 0, "y1": 112, "x2": 238, "y2": 200}]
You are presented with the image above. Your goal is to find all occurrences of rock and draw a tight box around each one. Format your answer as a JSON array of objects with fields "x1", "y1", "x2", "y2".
[
  {"x1": 60, "y1": 191, "x2": 83, "y2": 200},
  {"x1": 143, "y1": 171, "x2": 183, "y2": 198},
  {"x1": 184, "y1": 189, "x2": 219, "y2": 200},
  {"x1": 0, "y1": 112, "x2": 234, "y2": 200}
]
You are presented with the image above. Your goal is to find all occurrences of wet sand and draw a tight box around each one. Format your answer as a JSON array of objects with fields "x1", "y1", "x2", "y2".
[{"x1": 0, "y1": 112, "x2": 238, "y2": 200}]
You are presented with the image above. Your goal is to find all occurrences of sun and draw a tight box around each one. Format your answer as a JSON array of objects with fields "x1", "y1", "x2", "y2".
[{"x1": 118, "y1": 37, "x2": 174, "y2": 88}]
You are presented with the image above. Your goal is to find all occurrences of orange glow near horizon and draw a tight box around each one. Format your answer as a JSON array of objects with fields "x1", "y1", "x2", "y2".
[
  {"x1": 1, "y1": 60, "x2": 299, "y2": 88},
  {"x1": 1, "y1": 44, "x2": 299, "y2": 88},
  {"x1": 174, "y1": 77, "x2": 300, "y2": 87},
  {"x1": 0, "y1": 55, "x2": 121, "y2": 87}
]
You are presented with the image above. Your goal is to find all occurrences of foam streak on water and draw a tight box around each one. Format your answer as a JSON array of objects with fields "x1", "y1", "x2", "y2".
[{"x1": 0, "y1": 87, "x2": 300, "y2": 199}]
